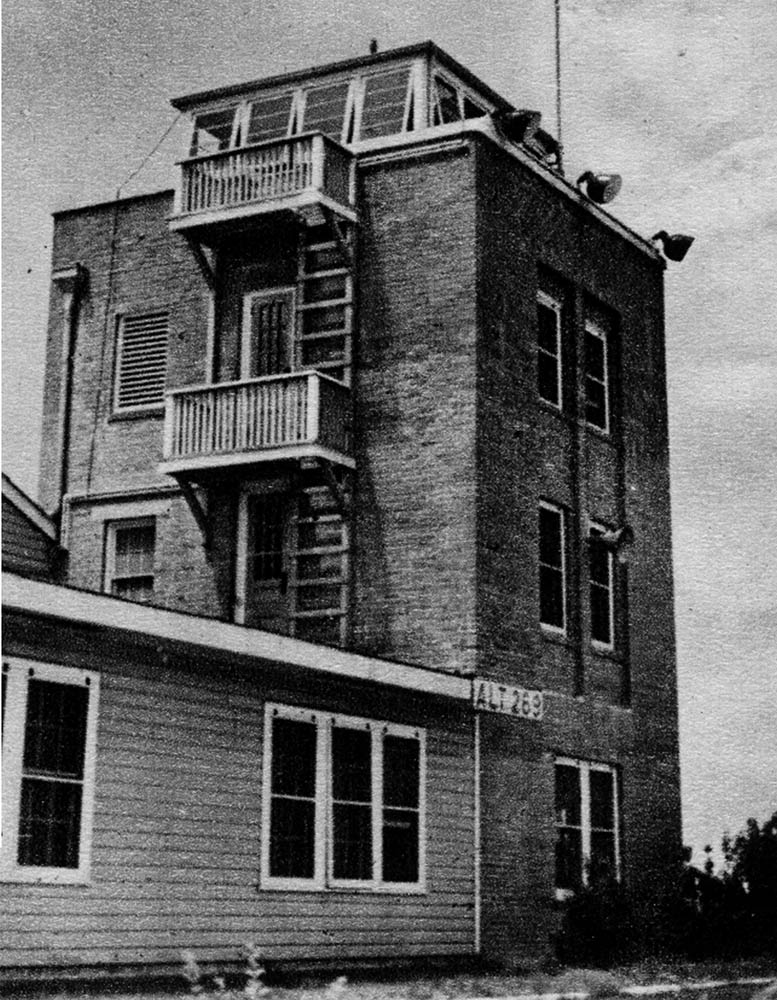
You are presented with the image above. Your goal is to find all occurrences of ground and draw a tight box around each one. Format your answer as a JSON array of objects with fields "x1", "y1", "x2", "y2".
[{"x1": 4, "y1": 958, "x2": 776, "y2": 1000}]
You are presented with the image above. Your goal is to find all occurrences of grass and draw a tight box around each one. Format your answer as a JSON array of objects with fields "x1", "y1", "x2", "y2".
[{"x1": 7, "y1": 957, "x2": 776, "y2": 1000}]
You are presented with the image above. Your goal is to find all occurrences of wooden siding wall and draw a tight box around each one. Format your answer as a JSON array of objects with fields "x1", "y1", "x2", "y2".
[
  {"x1": 1, "y1": 616, "x2": 476, "y2": 972},
  {"x1": 2, "y1": 499, "x2": 57, "y2": 581}
]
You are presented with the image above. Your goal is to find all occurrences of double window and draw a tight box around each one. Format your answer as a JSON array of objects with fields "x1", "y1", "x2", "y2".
[
  {"x1": 104, "y1": 518, "x2": 156, "y2": 603},
  {"x1": 1, "y1": 659, "x2": 100, "y2": 883},
  {"x1": 555, "y1": 757, "x2": 620, "y2": 896},
  {"x1": 539, "y1": 510, "x2": 619, "y2": 650},
  {"x1": 535, "y1": 288, "x2": 614, "y2": 435},
  {"x1": 114, "y1": 311, "x2": 169, "y2": 413},
  {"x1": 262, "y1": 704, "x2": 425, "y2": 891}
]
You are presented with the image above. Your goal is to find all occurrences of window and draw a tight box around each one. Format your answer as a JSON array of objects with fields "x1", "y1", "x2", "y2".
[
  {"x1": 262, "y1": 704, "x2": 425, "y2": 892},
  {"x1": 539, "y1": 503, "x2": 566, "y2": 633},
  {"x1": 358, "y1": 68, "x2": 414, "y2": 141},
  {"x1": 114, "y1": 311, "x2": 168, "y2": 412},
  {"x1": 431, "y1": 75, "x2": 487, "y2": 125},
  {"x1": 189, "y1": 106, "x2": 238, "y2": 156},
  {"x1": 537, "y1": 291, "x2": 563, "y2": 408},
  {"x1": 105, "y1": 519, "x2": 156, "y2": 602},
  {"x1": 589, "y1": 525, "x2": 615, "y2": 648},
  {"x1": 1, "y1": 658, "x2": 99, "y2": 884},
  {"x1": 302, "y1": 80, "x2": 351, "y2": 140},
  {"x1": 584, "y1": 319, "x2": 610, "y2": 431},
  {"x1": 555, "y1": 758, "x2": 620, "y2": 897}
]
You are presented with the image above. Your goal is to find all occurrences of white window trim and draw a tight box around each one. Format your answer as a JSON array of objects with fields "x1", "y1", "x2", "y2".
[
  {"x1": 555, "y1": 757, "x2": 621, "y2": 901},
  {"x1": 1, "y1": 658, "x2": 100, "y2": 885},
  {"x1": 103, "y1": 516, "x2": 156, "y2": 597},
  {"x1": 261, "y1": 703, "x2": 427, "y2": 894},
  {"x1": 537, "y1": 289, "x2": 563, "y2": 410},
  {"x1": 584, "y1": 319, "x2": 610, "y2": 434},
  {"x1": 589, "y1": 522, "x2": 615, "y2": 652},
  {"x1": 539, "y1": 501, "x2": 567, "y2": 636}
]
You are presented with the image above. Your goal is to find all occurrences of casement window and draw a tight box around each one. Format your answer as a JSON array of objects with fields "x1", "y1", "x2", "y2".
[
  {"x1": 584, "y1": 319, "x2": 610, "y2": 432},
  {"x1": 1, "y1": 658, "x2": 99, "y2": 884},
  {"x1": 189, "y1": 106, "x2": 240, "y2": 156},
  {"x1": 104, "y1": 518, "x2": 156, "y2": 602},
  {"x1": 114, "y1": 311, "x2": 168, "y2": 412},
  {"x1": 537, "y1": 291, "x2": 563, "y2": 408},
  {"x1": 431, "y1": 74, "x2": 487, "y2": 125},
  {"x1": 589, "y1": 525, "x2": 615, "y2": 648},
  {"x1": 555, "y1": 758, "x2": 620, "y2": 897},
  {"x1": 262, "y1": 704, "x2": 425, "y2": 892},
  {"x1": 539, "y1": 503, "x2": 566, "y2": 633}
]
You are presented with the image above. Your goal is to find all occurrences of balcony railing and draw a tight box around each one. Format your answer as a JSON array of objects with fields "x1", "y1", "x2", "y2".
[
  {"x1": 172, "y1": 132, "x2": 356, "y2": 228},
  {"x1": 160, "y1": 371, "x2": 353, "y2": 476}
]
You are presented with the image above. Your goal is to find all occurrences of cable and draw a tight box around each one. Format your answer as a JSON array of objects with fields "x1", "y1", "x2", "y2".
[
  {"x1": 83, "y1": 111, "x2": 183, "y2": 493},
  {"x1": 118, "y1": 111, "x2": 183, "y2": 194}
]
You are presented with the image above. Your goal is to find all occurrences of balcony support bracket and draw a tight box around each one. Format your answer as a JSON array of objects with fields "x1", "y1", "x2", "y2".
[
  {"x1": 321, "y1": 206, "x2": 353, "y2": 269},
  {"x1": 178, "y1": 478, "x2": 213, "y2": 557},
  {"x1": 184, "y1": 236, "x2": 216, "y2": 291},
  {"x1": 319, "y1": 457, "x2": 350, "y2": 517}
]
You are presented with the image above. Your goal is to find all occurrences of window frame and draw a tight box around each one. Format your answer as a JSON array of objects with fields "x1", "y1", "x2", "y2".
[
  {"x1": 589, "y1": 522, "x2": 616, "y2": 651},
  {"x1": 260, "y1": 703, "x2": 427, "y2": 894},
  {"x1": 1, "y1": 658, "x2": 100, "y2": 885},
  {"x1": 583, "y1": 318, "x2": 610, "y2": 434},
  {"x1": 554, "y1": 757, "x2": 620, "y2": 900},
  {"x1": 539, "y1": 501, "x2": 567, "y2": 636},
  {"x1": 536, "y1": 289, "x2": 564, "y2": 410},
  {"x1": 103, "y1": 517, "x2": 156, "y2": 602},
  {"x1": 113, "y1": 310, "x2": 169, "y2": 415}
]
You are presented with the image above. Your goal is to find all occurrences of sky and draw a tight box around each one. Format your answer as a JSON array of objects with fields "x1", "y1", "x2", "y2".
[{"x1": 3, "y1": 0, "x2": 776, "y2": 861}]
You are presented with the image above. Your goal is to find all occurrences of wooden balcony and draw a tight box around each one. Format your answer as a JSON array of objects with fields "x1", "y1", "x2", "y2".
[
  {"x1": 170, "y1": 132, "x2": 357, "y2": 233},
  {"x1": 159, "y1": 372, "x2": 354, "y2": 477}
]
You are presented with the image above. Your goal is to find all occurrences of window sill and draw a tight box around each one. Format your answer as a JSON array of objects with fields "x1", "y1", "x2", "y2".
[
  {"x1": 540, "y1": 625, "x2": 571, "y2": 647},
  {"x1": 260, "y1": 880, "x2": 426, "y2": 896},
  {"x1": 109, "y1": 406, "x2": 164, "y2": 423},
  {"x1": 0, "y1": 865, "x2": 91, "y2": 885},
  {"x1": 590, "y1": 641, "x2": 624, "y2": 662},
  {"x1": 584, "y1": 420, "x2": 614, "y2": 441}
]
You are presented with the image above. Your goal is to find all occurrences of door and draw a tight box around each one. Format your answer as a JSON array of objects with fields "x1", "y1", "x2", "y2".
[
  {"x1": 241, "y1": 288, "x2": 295, "y2": 379},
  {"x1": 235, "y1": 491, "x2": 292, "y2": 633}
]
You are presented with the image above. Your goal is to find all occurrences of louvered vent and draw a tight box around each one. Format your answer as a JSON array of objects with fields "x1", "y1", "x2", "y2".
[{"x1": 115, "y1": 312, "x2": 168, "y2": 410}]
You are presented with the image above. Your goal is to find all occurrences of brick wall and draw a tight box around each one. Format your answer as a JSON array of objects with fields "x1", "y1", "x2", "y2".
[
  {"x1": 473, "y1": 137, "x2": 681, "y2": 964},
  {"x1": 40, "y1": 192, "x2": 208, "y2": 510},
  {"x1": 351, "y1": 146, "x2": 479, "y2": 673}
]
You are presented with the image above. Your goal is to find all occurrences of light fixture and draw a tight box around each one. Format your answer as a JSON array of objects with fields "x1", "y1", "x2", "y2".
[
  {"x1": 597, "y1": 525, "x2": 634, "y2": 562},
  {"x1": 576, "y1": 171, "x2": 622, "y2": 204},
  {"x1": 498, "y1": 109, "x2": 543, "y2": 144},
  {"x1": 652, "y1": 231, "x2": 695, "y2": 262}
]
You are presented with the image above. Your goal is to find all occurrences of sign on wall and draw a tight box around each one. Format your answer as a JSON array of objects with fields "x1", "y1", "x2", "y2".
[{"x1": 472, "y1": 678, "x2": 544, "y2": 720}]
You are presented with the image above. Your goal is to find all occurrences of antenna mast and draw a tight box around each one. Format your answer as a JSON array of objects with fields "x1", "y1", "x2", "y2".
[{"x1": 554, "y1": 0, "x2": 564, "y2": 173}]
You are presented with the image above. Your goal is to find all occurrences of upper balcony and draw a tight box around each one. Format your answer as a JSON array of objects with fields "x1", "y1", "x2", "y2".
[
  {"x1": 170, "y1": 132, "x2": 357, "y2": 235},
  {"x1": 159, "y1": 370, "x2": 354, "y2": 479}
]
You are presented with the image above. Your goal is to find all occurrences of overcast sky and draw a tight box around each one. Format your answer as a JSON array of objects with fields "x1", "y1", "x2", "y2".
[{"x1": 3, "y1": 0, "x2": 776, "y2": 859}]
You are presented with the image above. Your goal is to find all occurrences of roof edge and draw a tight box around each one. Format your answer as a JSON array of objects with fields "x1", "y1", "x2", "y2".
[
  {"x1": 2, "y1": 475, "x2": 58, "y2": 541},
  {"x1": 171, "y1": 40, "x2": 513, "y2": 114},
  {"x1": 2, "y1": 573, "x2": 472, "y2": 702}
]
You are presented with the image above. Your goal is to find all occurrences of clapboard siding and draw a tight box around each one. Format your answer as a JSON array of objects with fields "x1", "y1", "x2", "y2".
[
  {"x1": 1, "y1": 498, "x2": 57, "y2": 579},
  {"x1": 0, "y1": 646, "x2": 476, "y2": 971}
]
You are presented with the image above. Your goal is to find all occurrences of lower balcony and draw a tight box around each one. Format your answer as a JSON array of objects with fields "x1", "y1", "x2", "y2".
[{"x1": 159, "y1": 371, "x2": 353, "y2": 477}]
